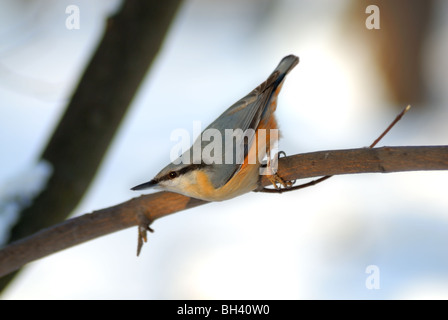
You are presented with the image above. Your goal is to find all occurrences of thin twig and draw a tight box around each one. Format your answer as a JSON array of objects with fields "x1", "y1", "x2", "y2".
[
  {"x1": 259, "y1": 105, "x2": 412, "y2": 193},
  {"x1": 369, "y1": 105, "x2": 411, "y2": 148}
]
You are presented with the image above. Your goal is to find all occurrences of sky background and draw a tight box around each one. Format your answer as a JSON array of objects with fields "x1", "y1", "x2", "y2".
[{"x1": 1, "y1": 0, "x2": 448, "y2": 299}]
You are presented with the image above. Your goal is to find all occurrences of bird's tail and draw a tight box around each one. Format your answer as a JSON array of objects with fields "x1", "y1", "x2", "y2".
[{"x1": 274, "y1": 54, "x2": 299, "y2": 76}]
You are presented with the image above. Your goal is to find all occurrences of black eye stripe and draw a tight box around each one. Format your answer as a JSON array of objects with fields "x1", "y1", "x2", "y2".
[
  {"x1": 158, "y1": 164, "x2": 206, "y2": 182},
  {"x1": 178, "y1": 164, "x2": 205, "y2": 175}
]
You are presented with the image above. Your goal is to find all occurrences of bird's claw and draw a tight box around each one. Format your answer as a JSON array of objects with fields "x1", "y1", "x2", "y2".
[
  {"x1": 267, "y1": 173, "x2": 294, "y2": 190},
  {"x1": 267, "y1": 151, "x2": 295, "y2": 190}
]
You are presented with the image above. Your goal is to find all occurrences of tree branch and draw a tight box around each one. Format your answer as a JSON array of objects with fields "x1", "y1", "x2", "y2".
[{"x1": 0, "y1": 145, "x2": 447, "y2": 277}]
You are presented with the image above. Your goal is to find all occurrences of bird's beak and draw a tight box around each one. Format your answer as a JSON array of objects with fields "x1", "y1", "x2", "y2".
[{"x1": 131, "y1": 179, "x2": 158, "y2": 191}]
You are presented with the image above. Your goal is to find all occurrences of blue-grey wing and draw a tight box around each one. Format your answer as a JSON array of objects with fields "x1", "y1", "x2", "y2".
[{"x1": 196, "y1": 55, "x2": 299, "y2": 189}]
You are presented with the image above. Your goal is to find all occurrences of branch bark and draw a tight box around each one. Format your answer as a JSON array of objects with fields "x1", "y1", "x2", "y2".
[{"x1": 1, "y1": 145, "x2": 447, "y2": 277}]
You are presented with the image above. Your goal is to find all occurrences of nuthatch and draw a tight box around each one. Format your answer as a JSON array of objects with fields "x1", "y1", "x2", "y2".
[{"x1": 132, "y1": 55, "x2": 299, "y2": 201}]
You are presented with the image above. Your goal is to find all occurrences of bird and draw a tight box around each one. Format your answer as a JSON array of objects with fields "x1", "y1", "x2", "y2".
[{"x1": 132, "y1": 55, "x2": 299, "y2": 201}]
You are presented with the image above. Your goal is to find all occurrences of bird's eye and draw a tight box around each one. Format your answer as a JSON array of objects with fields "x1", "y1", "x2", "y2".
[{"x1": 168, "y1": 171, "x2": 178, "y2": 179}]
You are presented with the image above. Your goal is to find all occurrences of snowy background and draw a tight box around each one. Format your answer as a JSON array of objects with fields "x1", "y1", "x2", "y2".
[{"x1": 1, "y1": 0, "x2": 448, "y2": 299}]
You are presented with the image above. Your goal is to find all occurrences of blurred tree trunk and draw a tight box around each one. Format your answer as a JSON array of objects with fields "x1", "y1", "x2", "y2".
[
  {"x1": 352, "y1": 0, "x2": 433, "y2": 107},
  {"x1": 0, "y1": 0, "x2": 182, "y2": 292}
]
